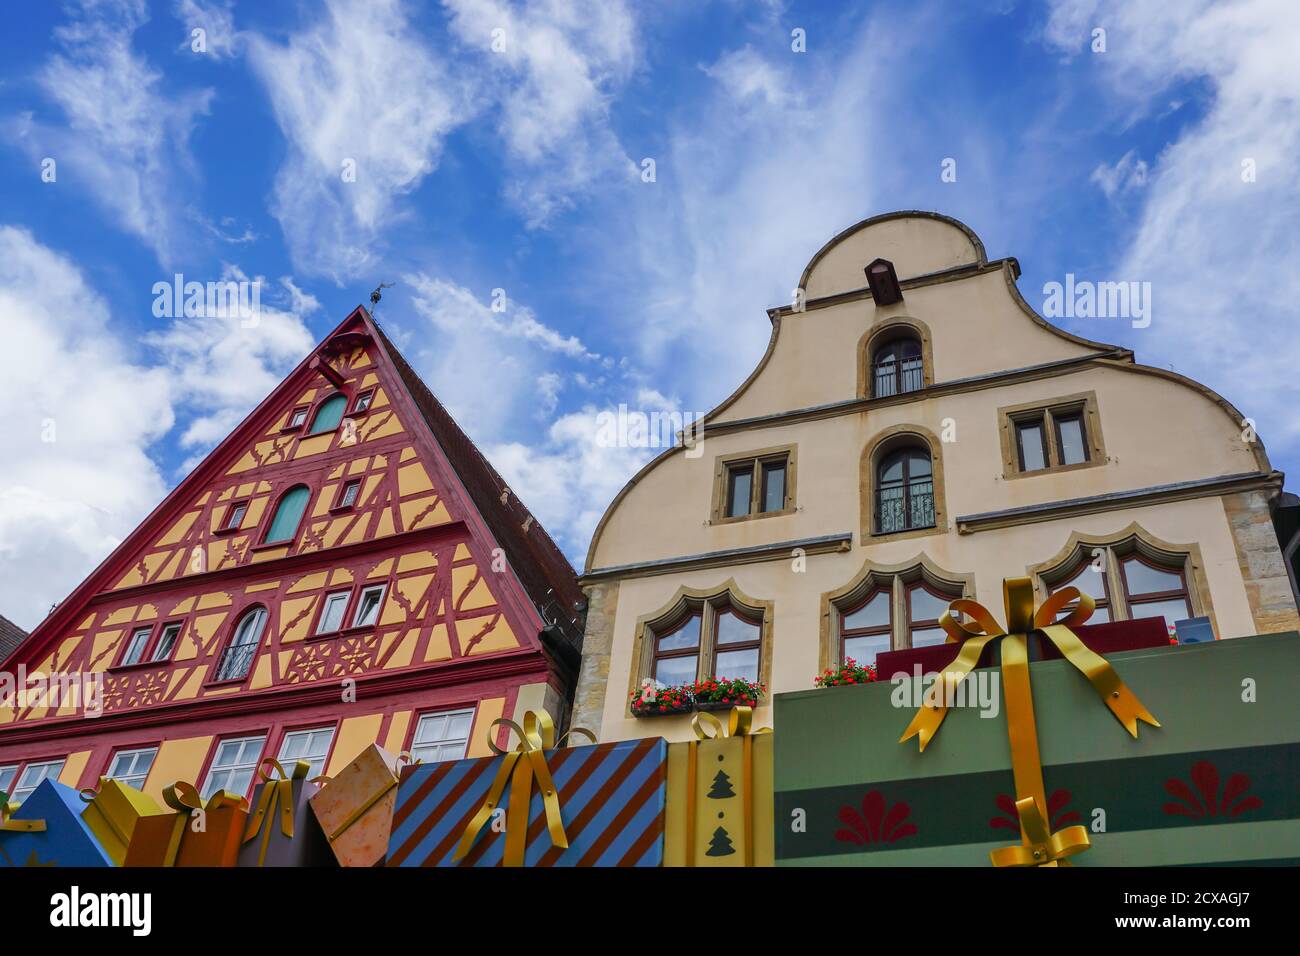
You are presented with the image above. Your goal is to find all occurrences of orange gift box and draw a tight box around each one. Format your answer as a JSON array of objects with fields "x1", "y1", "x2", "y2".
[
  {"x1": 309, "y1": 744, "x2": 408, "y2": 867},
  {"x1": 124, "y1": 784, "x2": 249, "y2": 867}
]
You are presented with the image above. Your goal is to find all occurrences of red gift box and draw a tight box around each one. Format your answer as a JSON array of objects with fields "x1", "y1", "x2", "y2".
[{"x1": 874, "y1": 616, "x2": 1173, "y2": 680}]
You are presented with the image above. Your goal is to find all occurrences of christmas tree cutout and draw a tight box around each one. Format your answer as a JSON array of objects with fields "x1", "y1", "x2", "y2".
[
  {"x1": 707, "y1": 769, "x2": 735, "y2": 799},
  {"x1": 705, "y1": 826, "x2": 736, "y2": 857}
]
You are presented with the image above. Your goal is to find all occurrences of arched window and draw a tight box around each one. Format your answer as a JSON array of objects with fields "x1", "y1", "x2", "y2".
[
  {"x1": 840, "y1": 588, "x2": 891, "y2": 666},
  {"x1": 1120, "y1": 555, "x2": 1192, "y2": 627},
  {"x1": 264, "y1": 485, "x2": 310, "y2": 544},
  {"x1": 876, "y1": 446, "x2": 934, "y2": 534},
  {"x1": 643, "y1": 590, "x2": 768, "y2": 689},
  {"x1": 1052, "y1": 558, "x2": 1113, "y2": 623},
  {"x1": 1043, "y1": 538, "x2": 1198, "y2": 632},
  {"x1": 215, "y1": 606, "x2": 267, "y2": 682},
  {"x1": 872, "y1": 335, "x2": 923, "y2": 397},
  {"x1": 308, "y1": 394, "x2": 347, "y2": 435}
]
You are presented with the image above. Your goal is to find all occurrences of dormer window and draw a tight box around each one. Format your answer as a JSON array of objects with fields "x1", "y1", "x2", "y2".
[{"x1": 308, "y1": 394, "x2": 347, "y2": 435}]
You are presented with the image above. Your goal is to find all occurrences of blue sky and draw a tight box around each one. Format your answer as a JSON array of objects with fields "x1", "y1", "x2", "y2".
[{"x1": 1, "y1": 0, "x2": 1297, "y2": 629}]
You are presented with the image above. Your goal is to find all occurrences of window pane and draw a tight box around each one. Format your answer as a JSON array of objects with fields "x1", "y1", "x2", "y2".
[
  {"x1": 122, "y1": 627, "x2": 151, "y2": 665},
  {"x1": 151, "y1": 624, "x2": 181, "y2": 661},
  {"x1": 265, "y1": 486, "x2": 310, "y2": 543},
  {"x1": 879, "y1": 453, "x2": 905, "y2": 484},
  {"x1": 910, "y1": 626, "x2": 947, "y2": 649},
  {"x1": 203, "y1": 736, "x2": 264, "y2": 799},
  {"x1": 656, "y1": 615, "x2": 700, "y2": 651},
  {"x1": 309, "y1": 394, "x2": 347, "y2": 435},
  {"x1": 726, "y1": 465, "x2": 753, "y2": 517},
  {"x1": 714, "y1": 648, "x2": 759, "y2": 683},
  {"x1": 1122, "y1": 557, "x2": 1184, "y2": 596},
  {"x1": 233, "y1": 608, "x2": 267, "y2": 647},
  {"x1": 289, "y1": 408, "x2": 307, "y2": 428},
  {"x1": 1060, "y1": 562, "x2": 1108, "y2": 600},
  {"x1": 908, "y1": 586, "x2": 955, "y2": 624},
  {"x1": 278, "y1": 728, "x2": 334, "y2": 777},
  {"x1": 352, "y1": 587, "x2": 385, "y2": 628},
  {"x1": 906, "y1": 450, "x2": 932, "y2": 478},
  {"x1": 1017, "y1": 421, "x2": 1046, "y2": 471},
  {"x1": 760, "y1": 461, "x2": 786, "y2": 512},
  {"x1": 1129, "y1": 597, "x2": 1193, "y2": 629},
  {"x1": 13, "y1": 760, "x2": 65, "y2": 803},
  {"x1": 0, "y1": 765, "x2": 17, "y2": 795},
  {"x1": 1056, "y1": 414, "x2": 1087, "y2": 465},
  {"x1": 227, "y1": 503, "x2": 247, "y2": 530},
  {"x1": 354, "y1": 391, "x2": 374, "y2": 412},
  {"x1": 317, "y1": 593, "x2": 349, "y2": 634},
  {"x1": 411, "y1": 709, "x2": 473, "y2": 764},
  {"x1": 843, "y1": 633, "x2": 890, "y2": 667},
  {"x1": 341, "y1": 481, "x2": 361, "y2": 507},
  {"x1": 843, "y1": 591, "x2": 889, "y2": 631},
  {"x1": 715, "y1": 610, "x2": 759, "y2": 646},
  {"x1": 654, "y1": 654, "x2": 697, "y2": 686}
]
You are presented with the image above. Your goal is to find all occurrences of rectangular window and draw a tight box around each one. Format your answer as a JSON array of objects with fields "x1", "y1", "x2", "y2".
[
  {"x1": 352, "y1": 389, "x2": 375, "y2": 414},
  {"x1": 718, "y1": 449, "x2": 794, "y2": 520},
  {"x1": 411, "y1": 709, "x2": 474, "y2": 763},
  {"x1": 203, "y1": 735, "x2": 266, "y2": 800},
  {"x1": 286, "y1": 407, "x2": 309, "y2": 430},
  {"x1": 338, "y1": 479, "x2": 362, "y2": 509},
  {"x1": 121, "y1": 626, "x2": 152, "y2": 666},
  {"x1": 1055, "y1": 413, "x2": 1088, "y2": 466},
  {"x1": 107, "y1": 747, "x2": 158, "y2": 790},
  {"x1": 761, "y1": 461, "x2": 787, "y2": 513},
  {"x1": 1015, "y1": 419, "x2": 1047, "y2": 472},
  {"x1": 725, "y1": 464, "x2": 754, "y2": 518},
  {"x1": 277, "y1": 727, "x2": 335, "y2": 778},
  {"x1": 316, "y1": 591, "x2": 350, "y2": 635},
  {"x1": 0, "y1": 764, "x2": 17, "y2": 797},
  {"x1": 12, "y1": 759, "x2": 65, "y2": 804},
  {"x1": 223, "y1": 502, "x2": 248, "y2": 532},
  {"x1": 150, "y1": 622, "x2": 182, "y2": 662},
  {"x1": 351, "y1": 585, "x2": 386, "y2": 628}
]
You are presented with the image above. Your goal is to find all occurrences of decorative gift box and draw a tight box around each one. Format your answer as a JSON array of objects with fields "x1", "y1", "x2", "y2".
[
  {"x1": 80, "y1": 777, "x2": 170, "y2": 866},
  {"x1": 1, "y1": 780, "x2": 114, "y2": 867},
  {"x1": 874, "y1": 616, "x2": 1171, "y2": 679},
  {"x1": 387, "y1": 710, "x2": 667, "y2": 867},
  {"x1": 237, "y1": 759, "x2": 334, "y2": 868},
  {"x1": 309, "y1": 744, "x2": 408, "y2": 867},
  {"x1": 775, "y1": 578, "x2": 1300, "y2": 867},
  {"x1": 664, "y1": 706, "x2": 774, "y2": 867},
  {"x1": 124, "y1": 784, "x2": 249, "y2": 867}
]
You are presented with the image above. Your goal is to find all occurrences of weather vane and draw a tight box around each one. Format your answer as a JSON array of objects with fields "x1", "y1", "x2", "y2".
[{"x1": 369, "y1": 281, "x2": 394, "y2": 314}]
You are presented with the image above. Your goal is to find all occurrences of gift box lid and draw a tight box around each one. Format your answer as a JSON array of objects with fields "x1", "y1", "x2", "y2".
[
  {"x1": 1, "y1": 779, "x2": 114, "y2": 867},
  {"x1": 309, "y1": 744, "x2": 401, "y2": 839}
]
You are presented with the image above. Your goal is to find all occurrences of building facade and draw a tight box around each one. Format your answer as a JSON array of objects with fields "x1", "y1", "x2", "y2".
[
  {"x1": 0, "y1": 307, "x2": 582, "y2": 805},
  {"x1": 575, "y1": 211, "x2": 1300, "y2": 743}
]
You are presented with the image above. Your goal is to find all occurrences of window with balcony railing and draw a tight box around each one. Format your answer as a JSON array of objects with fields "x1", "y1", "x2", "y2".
[
  {"x1": 871, "y1": 336, "x2": 924, "y2": 398},
  {"x1": 876, "y1": 447, "x2": 935, "y2": 533},
  {"x1": 214, "y1": 606, "x2": 267, "y2": 682}
]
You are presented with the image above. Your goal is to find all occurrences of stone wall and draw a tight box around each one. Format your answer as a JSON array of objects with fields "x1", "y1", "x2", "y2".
[
  {"x1": 1223, "y1": 490, "x2": 1300, "y2": 635},
  {"x1": 571, "y1": 581, "x2": 619, "y2": 739}
]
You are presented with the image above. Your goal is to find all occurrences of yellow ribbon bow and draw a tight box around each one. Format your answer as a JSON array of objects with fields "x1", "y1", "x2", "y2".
[
  {"x1": 454, "y1": 710, "x2": 595, "y2": 867},
  {"x1": 0, "y1": 794, "x2": 45, "y2": 834},
  {"x1": 78, "y1": 778, "x2": 133, "y2": 849},
  {"x1": 898, "y1": 576, "x2": 1160, "y2": 867},
  {"x1": 160, "y1": 782, "x2": 247, "y2": 867},
  {"x1": 242, "y1": 758, "x2": 310, "y2": 867}
]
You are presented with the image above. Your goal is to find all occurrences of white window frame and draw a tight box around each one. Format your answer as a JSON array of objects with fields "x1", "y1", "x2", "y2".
[
  {"x1": 316, "y1": 591, "x2": 351, "y2": 635},
  {"x1": 121, "y1": 626, "x2": 152, "y2": 666},
  {"x1": 276, "y1": 727, "x2": 335, "y2": 778},
  {"x1": 0, "y1": 763, "x2": 18, "y2": 797},
  {"x1": 410, "y1": 708, "x2": 475, "y2": 764},
  {"x1": 150, "y1": 622, "x2": 183, "y2": 662},
  {"x1": 351, "y1": 584, "x2": 386, "y2": 629},
  {"x1": 12, "y1": 759, "x2": 66, "y2": 804},
  {"x1": 106, "y1": 747, "x2": 158, "y2": 790},
  {"x1": 202, "y1": 735, "x2": 266, "y2": 800}
]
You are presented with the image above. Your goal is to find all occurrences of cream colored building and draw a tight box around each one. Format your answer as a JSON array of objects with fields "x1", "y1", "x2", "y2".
[{"x1": 574, "y1": 211, "x2": 1300, "y2": 743}]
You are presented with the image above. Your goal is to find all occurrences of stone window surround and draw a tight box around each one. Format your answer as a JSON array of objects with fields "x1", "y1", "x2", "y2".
[
  {"x1": 860, "y1": 424, "x2": 950, "y2": 542},
  {"x1": 856, "y1": 316, "x2": 936, "y2": 401},
  {"x1": 997, "y1": 390, "x2": 1107, "y2": 480},
  {"x1": 708, "y1": 443, "x2": 798, "y2": 525}
]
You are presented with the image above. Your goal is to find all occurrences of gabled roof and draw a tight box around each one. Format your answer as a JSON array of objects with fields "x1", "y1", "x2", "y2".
[
  {"x1": 0, "y1": 614, "x2": 27, "y2": 663},
  {"x1": 369, "y1": 318, "x2": 585, "y2": 652}
]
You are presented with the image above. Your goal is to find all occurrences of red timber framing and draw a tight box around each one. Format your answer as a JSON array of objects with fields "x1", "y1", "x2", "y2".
[{"x1": 0, "y1": 306, "x2": 583, "y2": 798}]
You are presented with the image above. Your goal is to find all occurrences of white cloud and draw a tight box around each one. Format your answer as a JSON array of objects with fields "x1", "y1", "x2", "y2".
[
  {"x1": 246, "y1": 0, "x2": 476, "y2": 281},
  {"x1": 443, "y1": 0, "x2": 639, "y2": 225},
  {"x1": 1090, "y1": 148, "x2": 1149, "y2": 199},
  {"x1": 173, "y1": 0, "x2": 239, "y2": 59},
  {"x1": 0, "y1": 226, "x2": 174, "y2": 631},
  {"x1": 1046, "y1": 0, "x2": 1300, "y2": 456}
]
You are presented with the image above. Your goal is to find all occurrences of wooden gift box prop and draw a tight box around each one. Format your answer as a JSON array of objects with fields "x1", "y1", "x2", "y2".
[
  {"x1": 875, "y1": 616, "x2": 1171, "y2": 679},
  {"x1": 386, "y1": 710, "x2": 667, "y2": 867},
  {"x1": 664, "y1": 706, "x2": 774, "y2": 867},
  {"x1": 237, "y1": 758, "x2": 334, "y2": 868},
  {"x1": 310, "y1": 744, "x2": 412, "y2": 867},
  {"x1": 775, "y1": 582, "x2": 1300, "y2": 866},
  {"x1": 1, "y1": 780, "x2": 113, "y2": 867},
  {"x1": 80, "y1": 777, "x2": 171, "y2": 867},
  {"x1": 124, "y1": 784, "x2": 249, "y2": 867}
]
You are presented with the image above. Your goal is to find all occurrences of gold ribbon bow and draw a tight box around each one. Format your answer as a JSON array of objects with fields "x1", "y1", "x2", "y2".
[
  {"x1": 160, "y1": 782, "x2": 247, "y2": 867},
  {"x1": 898, "y1": 576, "x2": 1160, "y2": 867},
  {"x1": 242, "y1": 758, "x2": 310, "y2": 867},
  {"x1": 321, "y1": 751, "x2": 420, "y2": 842},
  {"x1": 0, "y1": 794, "x2": 45, "y2": 834},
  {"x1": 79, "y1": 778, "x2": 133, "y2": 849},
  {"x1": 454, "y1": 710, "x2": 595, "y2": 867},
  {"x1": 685, "y1": 705, "x2": 770, "y2": 867}
]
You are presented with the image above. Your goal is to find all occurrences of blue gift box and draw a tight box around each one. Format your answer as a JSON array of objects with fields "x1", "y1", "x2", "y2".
[{"x1": 0, "y1": 779, "x2": 114, "y2": 867}]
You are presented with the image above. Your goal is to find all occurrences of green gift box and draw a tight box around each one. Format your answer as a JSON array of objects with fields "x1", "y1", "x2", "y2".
[{"x1": 775, "y1": 631, "x2": 1300, "y2": 866}]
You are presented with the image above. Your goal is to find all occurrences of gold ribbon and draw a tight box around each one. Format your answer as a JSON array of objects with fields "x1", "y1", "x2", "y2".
[
  {"x1": 0, "y1": 794, "x2": 45, "y2": 834},
  {"x1": 159, "y1": 782, "x2": 247, "y2": 867},
  {"x1": 79, "y1": 778, "x2": 133, "y2": 849},
  {"x1": 242, "y1": 758, "x2": 310, "y2": 867},
  {"x1": 687, "y1": 706, "x2": 771, "y2": 867},
  {"x1": 898, "y1": 577, "x2": 1160, "y2": 867},
  {"x1": 453, "y1": 710, "x2": 595, "y2": 867},
  {"x1": 322, "y1": 751, "x2": 420, "y2": 842}
]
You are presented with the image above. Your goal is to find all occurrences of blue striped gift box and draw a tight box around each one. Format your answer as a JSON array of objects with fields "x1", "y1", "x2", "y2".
[{"x1": 386, "y1": 737, "x2": 666, "y2": 867}]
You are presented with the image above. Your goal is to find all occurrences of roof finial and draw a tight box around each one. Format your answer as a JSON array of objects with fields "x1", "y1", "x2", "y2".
[{"x1": 369, "y1": 281, "x2": 394, "y2": 314}]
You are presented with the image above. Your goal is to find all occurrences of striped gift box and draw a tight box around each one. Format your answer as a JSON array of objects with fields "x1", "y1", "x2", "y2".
[{"x1": 386, "y1": 737, "x2": 666, "y2": 867}]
